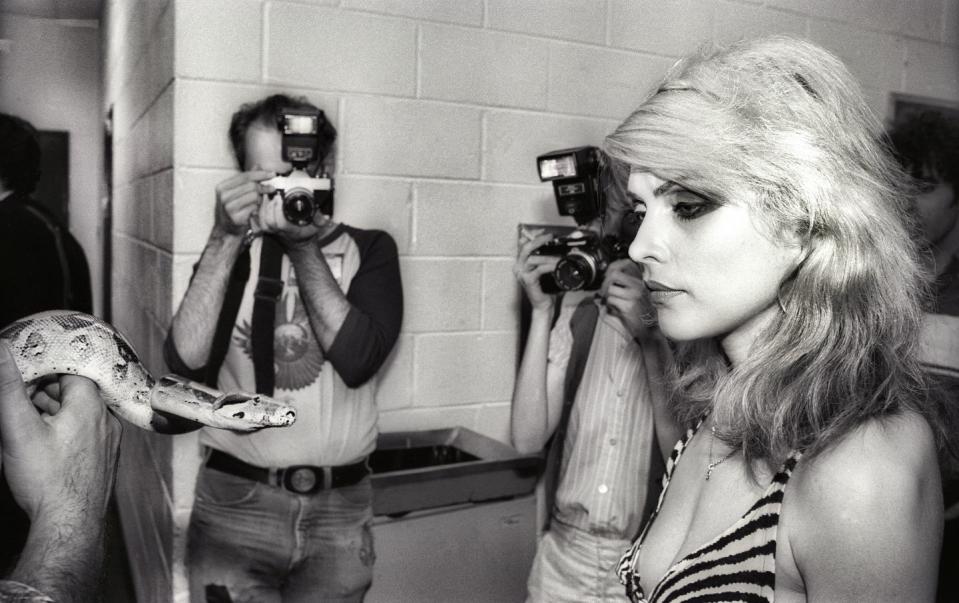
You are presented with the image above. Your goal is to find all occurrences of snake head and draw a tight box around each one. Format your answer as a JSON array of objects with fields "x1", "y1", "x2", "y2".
[
  {"x1": 151, "y1": 375, "x2": 296, "y2": 432},
  {"x1": 211, "y1": 393, "x2": 297, "y2": 431}
]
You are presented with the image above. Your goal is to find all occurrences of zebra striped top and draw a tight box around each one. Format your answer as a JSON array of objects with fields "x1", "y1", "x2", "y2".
[{"x1": 618, "y1": 420, "x2": 802, "y2": 603}]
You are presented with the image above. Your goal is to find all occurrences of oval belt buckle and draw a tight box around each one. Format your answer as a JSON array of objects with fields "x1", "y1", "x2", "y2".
[{"x1": 287, "y1": 467, "x2": 317, "y2": 493}]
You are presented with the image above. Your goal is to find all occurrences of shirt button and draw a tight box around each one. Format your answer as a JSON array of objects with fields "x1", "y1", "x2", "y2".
[
  {"x1": 617, "y1": 389, "x2": 625, "y2": 397},
  {"x1": 598, "y1": 484, "x2": 609, "y2": 494},
  {"x1": 609, "y1": 438, "x2": 618, "y2": 446}
]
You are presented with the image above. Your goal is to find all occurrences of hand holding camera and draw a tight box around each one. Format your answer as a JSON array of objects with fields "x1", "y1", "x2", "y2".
[
  {"x1": 600, "y1": 259, "x2": 655, "y2": 339},
  {"x1": 213, "y1": 169, "x2": 277, "y2": 238},
  {"x1": 514, "y1": 231, "x2": 561, "y2": 310}
]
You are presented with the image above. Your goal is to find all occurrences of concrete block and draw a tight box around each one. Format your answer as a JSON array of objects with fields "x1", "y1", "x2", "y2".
[
  {"x1": 175, "y1": 80, "x2": 340, "y2": 169},
  {"x1": 945, "y1": 0, "x2": 959, "y2": 46},
  {"x1": 343, "y1": 0, "x2": 483, "y2": 25},
  {"x1": 807, "y1": 20, "x2": 905, "y2": 93},
  {"x1": 413, "y1": 182, "x2": 565, "y2": 257},
  {"x1": 414, "y1": 332, "x2": 517, "y2": 405},
  {"x1": 267, "y1": 5, "x2": 416, "y2": 96},
  {"x1": 375, "y1": 334, "x2": 413, "y2": 410},
  {"x1": 485, "y1": 111, "x2": 616, "y2": 184},
  {"x1": 713, "y1": 1, "x2": 808, "y2": 46},
  {"x1": 153, "y1": 169, "x2": 175, "y2": 252},
  {"x1": 172, "y1": 168, "x2": 225, "y2": 255},
  {"x1": 487, "y1": 0, "x2": 606, "y2": 44},
  {"x1": 150, "y1": 85, "x2": 175, "y2": 175},
  {"x1": 420, "y1": 25, "x2": 549, "y2": 109},
  {"x1": 400, "y1": 258, "x2": 483, "y2": 332},
  {"x1": 904, "y1": 39, "x2": 959, "y2": 100},
  {"x1": 609, "y1": 0, "x2": 714, "y2": 57},
  {"x1": 482, "y1": 259, "x2": 522, "y2": 331},
  {"x1": 343, "y1": 98, "x2": 482, "y2": 178},
  {"x1": 378, "y1": 405, "x2": 479, "y2": 434},
  {"x1": 548, "y1": 43, "x2": 675, "y2": 119},
  {"x1": 335, "y1": 176, "x2": 413, "y2": 254},
  {"x1": 175, "y1": 0, "x2": 261, "y2": 82}
]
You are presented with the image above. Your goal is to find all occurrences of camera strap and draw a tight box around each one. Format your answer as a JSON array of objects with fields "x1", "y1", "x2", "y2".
[{"x1": 252, "y1": 236, "x2": 284, "y2": 395}]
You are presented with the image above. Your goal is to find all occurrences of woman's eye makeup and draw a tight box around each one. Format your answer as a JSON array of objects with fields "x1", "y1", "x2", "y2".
[{"x1": 626, "y1": 185, "x2": 717, "y2": 223}]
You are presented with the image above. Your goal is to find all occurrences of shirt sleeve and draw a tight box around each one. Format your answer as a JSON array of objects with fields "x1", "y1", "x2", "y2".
[
  {"x1": 326, "y1": 229, "x2": 403, "y2": 388},
  {"x1": 0, "y1": 580, "x2": 56, "y2": 602}
]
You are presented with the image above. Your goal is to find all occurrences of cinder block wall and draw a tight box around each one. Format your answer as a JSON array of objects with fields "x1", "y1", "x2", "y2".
[
  {"x1": 101, "y1": 1, "x2": 959, "y2": 601},
  {"x1": 102, "y1": 0, "x2": 175, "y2": 601}
]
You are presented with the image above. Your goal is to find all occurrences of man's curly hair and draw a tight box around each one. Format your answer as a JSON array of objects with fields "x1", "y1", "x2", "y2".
[{"x1": 228, "y1": 94, "x2": 337, "y2": 171}]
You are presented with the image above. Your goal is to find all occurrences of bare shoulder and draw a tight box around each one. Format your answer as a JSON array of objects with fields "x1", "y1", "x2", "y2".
[{"x1": 778, "y1": 411, "x2": 942, "y2": 601}]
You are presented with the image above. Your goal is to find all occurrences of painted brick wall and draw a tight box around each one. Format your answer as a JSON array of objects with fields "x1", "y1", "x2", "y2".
[{"x1": 99, "y1": 1, "x2": 959, "y2": 601}]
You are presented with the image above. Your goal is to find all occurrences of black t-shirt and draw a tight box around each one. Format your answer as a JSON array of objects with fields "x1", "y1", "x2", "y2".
[{"x1": 0, "y1": 192, "x2": 92, "y2": 329}]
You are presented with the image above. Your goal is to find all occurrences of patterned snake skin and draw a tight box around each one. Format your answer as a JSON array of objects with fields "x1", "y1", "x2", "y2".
[{"x1": 0, "y1": 311, "x2": 296, "y2": 433}]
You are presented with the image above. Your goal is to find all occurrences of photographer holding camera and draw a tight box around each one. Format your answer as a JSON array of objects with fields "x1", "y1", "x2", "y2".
[
  {"x1": 164, "y1": 94, "x2": 402, "y2": 602},
  {"x1": 511, "y1": 148, "x2": 680, "y2": 602}
]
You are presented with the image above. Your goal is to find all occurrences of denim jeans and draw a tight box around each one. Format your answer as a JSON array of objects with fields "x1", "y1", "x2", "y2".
[
  {"x1": 526, "y1": 521, "x2": 630, "y2": 603},
  {"x1": 187, "y1": 463, "x2": 375, "y2": 603}
]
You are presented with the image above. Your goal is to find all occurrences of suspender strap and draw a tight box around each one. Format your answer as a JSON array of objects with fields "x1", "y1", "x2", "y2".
[
  {"x1": 252, "y1": 237, "x2": 284, "y2": 395},
  {"x1": 542, "y1": 298, "x2": 600, "y2": 529},
  {"x1": 204, "y1": 249, "x2": 250, "y2": 388}
]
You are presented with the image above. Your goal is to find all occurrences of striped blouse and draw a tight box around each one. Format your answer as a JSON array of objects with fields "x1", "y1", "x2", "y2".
[{"x1": 618, "y1": 421, "x2": 802, "y2": 603}]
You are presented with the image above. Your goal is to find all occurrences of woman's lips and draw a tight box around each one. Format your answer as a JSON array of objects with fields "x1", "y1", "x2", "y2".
[{"x1": 645, "y1": 280, "x2": 683, "y2": 304}]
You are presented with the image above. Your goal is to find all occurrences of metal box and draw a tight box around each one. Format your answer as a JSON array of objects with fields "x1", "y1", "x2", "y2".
[{"x1": 369, "y1": 427, "x2": 543, "y2": 516}]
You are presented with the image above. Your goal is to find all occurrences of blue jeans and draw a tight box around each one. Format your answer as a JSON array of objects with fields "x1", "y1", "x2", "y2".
[{"x1": 187, "y1": 463, "x2": 375, "y2": 603}]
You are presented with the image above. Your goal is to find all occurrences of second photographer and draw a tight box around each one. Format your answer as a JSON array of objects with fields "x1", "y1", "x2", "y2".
[
  {"x1": 164, "y1": 94, "x2": 402, "y2": 602},
  {"x1": 511, "y1": 147, "x2": 680, "y2": 602}
]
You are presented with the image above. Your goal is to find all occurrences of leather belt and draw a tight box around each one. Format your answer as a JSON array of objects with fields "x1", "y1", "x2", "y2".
[{"x1": 206, "y1": 449, "x2": 369, "y2": 495}]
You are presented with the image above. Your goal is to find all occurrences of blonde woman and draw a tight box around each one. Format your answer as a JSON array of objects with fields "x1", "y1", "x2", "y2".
[{"x1": 607, "y1": 36, "x2": 948, "y2": 602}]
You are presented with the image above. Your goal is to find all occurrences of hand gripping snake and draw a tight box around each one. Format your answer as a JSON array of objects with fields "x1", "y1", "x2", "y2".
[{"x1": 0, "y1": 311, "x2": 296, "y2": 433}]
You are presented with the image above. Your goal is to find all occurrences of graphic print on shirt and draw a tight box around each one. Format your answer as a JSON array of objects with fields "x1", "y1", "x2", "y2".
[{"x1": 233, "y1": 264, "x2": 330, "y2": 391}]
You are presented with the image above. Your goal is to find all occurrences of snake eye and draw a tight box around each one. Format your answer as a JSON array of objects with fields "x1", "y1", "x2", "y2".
[{"x1": 232, "y1": 411, "x2": 245, "y2": 419}]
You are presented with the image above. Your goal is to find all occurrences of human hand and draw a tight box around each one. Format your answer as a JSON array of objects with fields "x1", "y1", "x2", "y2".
[
  {"x1": 0, "y1": 342, "x2": 121, "y2": 524},
  {"x1": 600, "y1": 258, "x2": 655, "y2": 339},
  {"x1": 514, "y1": 230, "x2": 560, "y2": 311},
  {"x1": 212, "y1": 170, "x2": 277, "y2": 237}
]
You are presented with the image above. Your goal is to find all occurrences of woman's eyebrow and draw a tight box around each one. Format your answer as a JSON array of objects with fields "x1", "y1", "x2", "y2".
[{"x1": 654, "y1": 181, "x2": 683, "y2": 196}]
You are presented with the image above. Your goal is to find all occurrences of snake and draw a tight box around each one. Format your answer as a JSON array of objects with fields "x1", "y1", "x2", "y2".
[{"x1": 0, "y1": 310, "x2": 297, "y2": 434}]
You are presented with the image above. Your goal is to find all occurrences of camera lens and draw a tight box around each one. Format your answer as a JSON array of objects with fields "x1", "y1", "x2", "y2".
[
  {"x1": 282, "y1": 189, "x2": 317, "y2": 226},
  {"x1": 554, "y1": 254, "x2": 597, "y2": 291}
]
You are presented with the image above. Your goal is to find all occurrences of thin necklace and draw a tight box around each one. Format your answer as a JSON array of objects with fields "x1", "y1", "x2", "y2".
[{"x1": 705, "y1": 425, "x2": 736, "y2": 481}]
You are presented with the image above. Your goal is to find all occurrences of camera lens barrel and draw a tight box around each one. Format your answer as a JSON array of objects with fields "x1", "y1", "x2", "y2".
[
  {"x1": 282, "y1": 189, "x2": 317, "y2": 226},
  {"x1": 554, "y1": 252, "x2": 599, "y2": 291}
]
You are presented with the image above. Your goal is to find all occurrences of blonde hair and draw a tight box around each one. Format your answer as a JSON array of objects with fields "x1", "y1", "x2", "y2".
[{"x1": 605, "y1": 36, "x2": 939, "y2": 468}]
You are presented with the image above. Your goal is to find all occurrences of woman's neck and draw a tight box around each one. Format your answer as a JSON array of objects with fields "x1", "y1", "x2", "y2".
[{"x1": 720, "y1": 302, "x2": 781, "y2": 368}]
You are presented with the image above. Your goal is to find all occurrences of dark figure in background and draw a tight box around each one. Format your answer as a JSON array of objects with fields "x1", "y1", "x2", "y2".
[
  {"x1": 0, "y1": 342, "x2": 122, "y2": 603},
  {"x1": 165, "y1": 94, "x2": 402, "y2": 602},
  {"x1": 889, "y1": 110, "x2": 959, "y2": 315},
  {"x1": 0, "y1": 113, "x2": 93, "y2": 573},
  {"x1": 889, "y1": 109, "x2": 959, "y2": 603}
]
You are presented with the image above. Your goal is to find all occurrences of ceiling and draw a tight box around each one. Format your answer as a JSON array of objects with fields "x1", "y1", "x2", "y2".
[{"x1": 1, "y1": 0, "x2": 102, "y2": 20}]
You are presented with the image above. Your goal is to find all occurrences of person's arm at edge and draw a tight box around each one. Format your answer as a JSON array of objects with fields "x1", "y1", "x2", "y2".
[
  {"x1": 784, "y1": 411, "x2": 941, "y2": 602},
  {"x1": 510, "y1": 300, "x2": 567, "y2": 455}
]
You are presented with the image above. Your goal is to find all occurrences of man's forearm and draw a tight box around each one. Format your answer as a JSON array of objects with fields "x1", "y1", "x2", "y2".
[
  {"x1": 9, "y1": 514, "x2": 106, "y2": 603},
  {"x1": 287, "y1": 239, "x2": 352, "y2": 351},
  {"x1": 170, "y1": 230, "x2": 245, "y2": 369}
]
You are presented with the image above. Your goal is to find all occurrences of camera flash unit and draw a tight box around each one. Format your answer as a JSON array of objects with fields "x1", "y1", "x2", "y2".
[{"x1": 536, "y1": 146, "x2": 604, "y2": 225}]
